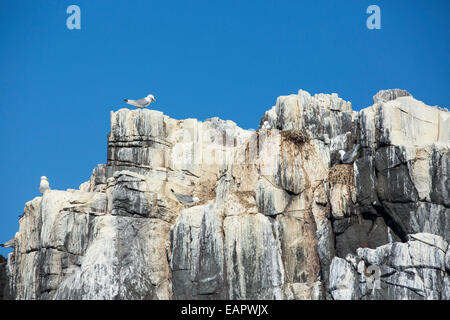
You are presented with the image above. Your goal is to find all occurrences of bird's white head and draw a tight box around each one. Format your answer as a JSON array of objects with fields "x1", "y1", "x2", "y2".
[
  {"x1": 146, "y1": 94, "x2": 156, "y2": 102},
  {"x1": 338, "y1": 150, "x2": 346, "y2": 158},
  {"x1": 192, "y1": 197, "x2": 200, "y2": 203},
  {"x1": 41, "y1": 176, "x2": 48, "y2": 181}
]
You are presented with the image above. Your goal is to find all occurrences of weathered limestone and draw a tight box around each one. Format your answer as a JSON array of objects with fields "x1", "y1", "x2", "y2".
[
  {"x1": 170, "y1": 204, "x2": 226, "y2": 299},
  {"x1": 2, "y1": 89, "x2": 449, "y2": 300},
  {"x1": 260, "y1": 90, "x2": 354, "y2": 143},
  {"x1": 356, "y1": 92, "x2": 449, "y2": 243},
  {"x1": 373, "y1": 89, "x2": 411, "y2": 104},
  {"x1": 329, "y1": 233, "x2": 449, "y2": 300}
]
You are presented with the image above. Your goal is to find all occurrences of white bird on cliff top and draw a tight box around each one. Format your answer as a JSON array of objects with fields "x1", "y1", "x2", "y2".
[
  {"x1": 338, "y1": 144, "x2": 361, "y2": 164},
  {"x1": 261, "y1": 121, "x2": 271, "y2": 130},
  {"x1": 171, "y1": 189, "x2": 199, "y2": 207},
  {"x1": 39, "y1": 176, "x2": 50, "y2": 194},
  {"x1": 124, "y1": 94, "x2": 156, "y2": 108}
]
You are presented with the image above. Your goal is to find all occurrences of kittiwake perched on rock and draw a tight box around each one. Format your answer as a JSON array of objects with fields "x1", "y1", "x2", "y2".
[
  {"x1": 338, "y1": 144, "x2": 361, "y2": 164},
  {"x1": 171, "y1": 189, "x2": 199, "y2": 207},
  {"x1": 261, "y1": 121, "x2": 271, "y2": 130},
  {"x1": 1, "y1": 237, "x2": 16, "y2": 248},
  {"x1": 39, "y1": 176, "x2": 50, "y2": 194},
  {"x1": 124, "y1": 94, "x2": 156, "y2": 108}
]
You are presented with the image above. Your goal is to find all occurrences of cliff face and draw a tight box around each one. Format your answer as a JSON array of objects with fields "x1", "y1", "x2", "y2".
[{"x1": 3, "y1": 89, "x2": 449, "y2": 300}]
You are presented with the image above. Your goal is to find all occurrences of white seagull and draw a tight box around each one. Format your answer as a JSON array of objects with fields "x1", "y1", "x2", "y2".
[
  {"x1": 39, "y1": 176, "x2": 50, "y2": 194},
  {"x1": 171, "y1": 189, "x2": 199, "y2": 207},
  {"x1": 261, "y1": 121, "x2": 271, "y2": 130},
  {"x1": 124, "y1": 94, "x2": 156, "y2": 108},
  {"x1": 338, "y1": 144, "x2": 361, "y2": 164}
]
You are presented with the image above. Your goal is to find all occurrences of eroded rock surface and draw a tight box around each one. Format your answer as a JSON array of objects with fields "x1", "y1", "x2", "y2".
[
  {"x1": 329, "y1": 233, "x2": 449, "y2": 300},
  {"x1": 2, "y1": 89, "x2": 449, "y2": 300}
]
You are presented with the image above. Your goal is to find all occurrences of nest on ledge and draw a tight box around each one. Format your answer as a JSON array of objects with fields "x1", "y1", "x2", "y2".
[{"x1": 281, "y1": 129, "x2": 310, "y2": 146}]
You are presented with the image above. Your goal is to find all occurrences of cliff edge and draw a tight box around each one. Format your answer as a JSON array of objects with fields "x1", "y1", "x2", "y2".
[{"x1": 2, "y1": 89, "x2": 449, "y2": 300}]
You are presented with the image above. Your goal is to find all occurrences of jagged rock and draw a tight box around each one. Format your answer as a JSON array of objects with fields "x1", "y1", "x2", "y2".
[
  {"x1": 329, "y1": 257, "x2": 360, "y2": 300},
  {"x1": 170, "y1": 203, "x2": 226, "y2": 299},
  {"x1": 359, "y1": 93, "x2": 449, "y2": 148},
  {"x1": 373, "y1": 89, "x2": 411, "y2": 104},
  {"x1": 355, "y1": 93, "x2": 450, "y2": 244},
  {"x1": 260, "y1": 90, "x2": 354, "y2": 142},
  {"x1": 329, "y1": 233, "x2": 449, "y2": 300},
  {"x1": 2, "y1": 89, "x2": 449, "y2": 300}
]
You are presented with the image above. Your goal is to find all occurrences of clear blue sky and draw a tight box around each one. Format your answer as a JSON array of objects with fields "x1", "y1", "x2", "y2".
[{"x1": 1, "y1": 0, "x2": 449, "y2": 257}]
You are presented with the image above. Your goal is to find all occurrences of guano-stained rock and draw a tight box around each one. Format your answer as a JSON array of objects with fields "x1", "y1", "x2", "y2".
[{"x1": 2, "y1": 89, "x2": 449, "y2": 300}]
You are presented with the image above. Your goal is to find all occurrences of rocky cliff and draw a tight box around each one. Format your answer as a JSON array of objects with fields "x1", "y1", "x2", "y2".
[{"x1": 2, "y1": 89, "x2": 449, "y2": 300}]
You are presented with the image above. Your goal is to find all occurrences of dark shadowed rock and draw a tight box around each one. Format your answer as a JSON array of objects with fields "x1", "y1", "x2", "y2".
[{"x1": 0, "y1": 255, "x2": 7, "y2": 300}]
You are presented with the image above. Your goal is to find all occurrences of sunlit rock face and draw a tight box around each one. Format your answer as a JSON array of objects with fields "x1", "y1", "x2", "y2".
[{"x1": 3, "y1": 89, "x2": 449, "y2": 300}]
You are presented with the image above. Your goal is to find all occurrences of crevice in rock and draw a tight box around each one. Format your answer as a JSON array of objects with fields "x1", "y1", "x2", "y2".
[
  {"x1": 373, "y1": 205, "x2": 408, "y2": 242},
  {"x1": 379, "y1": 278, "x2": 425, "y2": 297},
  {"x1": 23, "y1": 246, "x2": 83, "y2": 257}
]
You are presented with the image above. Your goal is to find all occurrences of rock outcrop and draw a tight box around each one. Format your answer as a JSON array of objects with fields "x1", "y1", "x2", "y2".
[
  {"x1": 0, "y1": 255, "x2": 7, "y2": 300},
  {"x1": 2, "y1": 89, "x2": 449, "y2": 300},
  {"x1": 329, "y1": 233, "x2": 449, "y2": 300}
]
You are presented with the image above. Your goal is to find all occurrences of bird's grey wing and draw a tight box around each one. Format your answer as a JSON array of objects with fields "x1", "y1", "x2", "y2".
[
  {"x1": 135, "y1": 98, "x2": 149, "y2": 106},
  {"x1": 175, "y1": 193, "x2": 193, "y2": 203},
  {"x1": 341, "y1": 151, "x2": 351, "y2": 163}
]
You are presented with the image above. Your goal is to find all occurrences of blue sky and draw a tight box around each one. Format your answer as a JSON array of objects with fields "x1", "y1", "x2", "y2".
[{"x1": 1, "y1": 0, "x2": 449, "y2": 257}]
